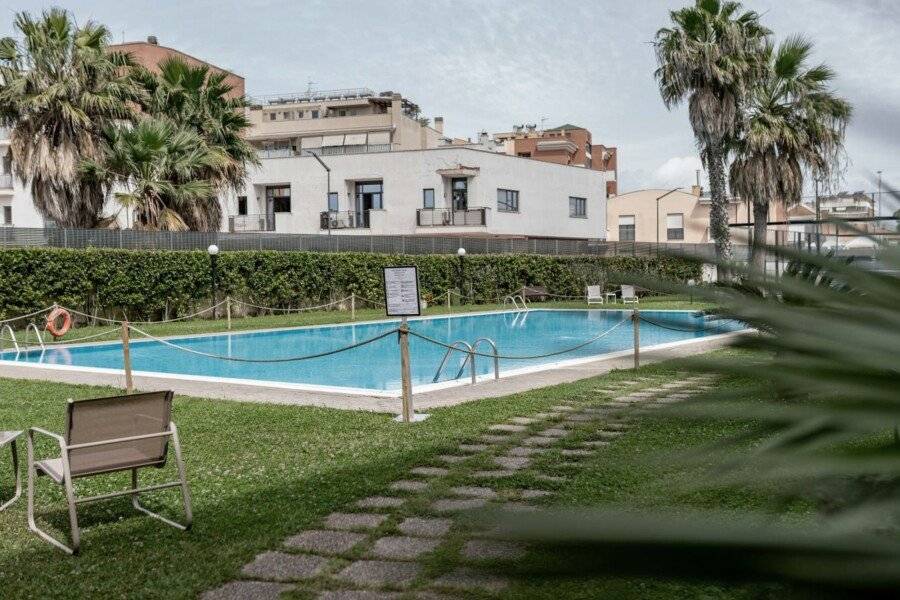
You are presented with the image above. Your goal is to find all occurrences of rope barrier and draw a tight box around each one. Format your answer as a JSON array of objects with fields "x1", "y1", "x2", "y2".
[
  {"x1": 637, "y1": 314, "x2": 730, "y2": 334},
  {"x1": 0, "y1": 305, "x2": 56, "y2": 325},
  {"x1": 231, "y1": 296, "x2": 350, "y2": 313},
  {"x1": 62, "y1": 301, "x2": 228, "y2": 325},
  {"x1": 407, "y1": 316, "x2": 629, "y2": 361},
  {"x1": 1, "y1": 328, "x2": 123, "y2": 350},
  {"x1": 126, "y1": 324, "x2": 399, "y2": 363},
  {"x1": 355, "y1": 295, "x2": 386, "y2": 307}
]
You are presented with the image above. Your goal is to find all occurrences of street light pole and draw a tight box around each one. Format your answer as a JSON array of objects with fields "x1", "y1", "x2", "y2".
[
  {"x1": 208, "y1": 244, "x2": 220, "y2": 319},
  {"x1": 877, "y1": 170, "x2": 883, "y2": 217},
  {"x1": 456, "y1": 247, "x2": 467, "y2": 305}
]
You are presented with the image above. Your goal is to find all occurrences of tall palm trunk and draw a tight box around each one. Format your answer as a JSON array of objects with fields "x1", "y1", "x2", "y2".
[
  {"x1": 751, "y1": 198, "x2": 768, "y2": 273},
  {"x1": 706, "y1": 145, "x2": 732, "y2": 272}
]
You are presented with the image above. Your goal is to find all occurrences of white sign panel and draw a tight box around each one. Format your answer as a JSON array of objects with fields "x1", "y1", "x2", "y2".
[{"x1": 383, "y1": 266, "x2": 421, "y2": 316}]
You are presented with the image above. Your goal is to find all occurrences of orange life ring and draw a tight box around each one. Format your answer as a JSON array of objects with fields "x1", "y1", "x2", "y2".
[{"x1": 45, "y1": 307, "x2": 72, "y2": 338}]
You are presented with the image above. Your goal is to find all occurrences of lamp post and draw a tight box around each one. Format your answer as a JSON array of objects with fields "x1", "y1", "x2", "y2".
[
  {"x1": 687, "y1": 278, "x2": 696, "y2": 304},
  {"x1": 208, "y1": 244, "x2": 220, "y2": 319},
  {"x1": 456, "y1": 247, "x2": 466, "y2": 305}
]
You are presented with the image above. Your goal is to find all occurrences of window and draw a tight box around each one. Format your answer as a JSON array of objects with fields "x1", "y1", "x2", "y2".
[
  {"x1": 569, "y1": 196, "x2": 587, "y2": 218},
  {"x1": 2, "y1": 206, "x2": 11, "y2": 225},
  {"x1": 328, "y1": 192, "x2": 339, "y2": 212},
  {"x1": 338, "y1": 110, "x2": 346, "y2": 117},
  {"x1": 311, "y1": 110, "x2": 319, "y2": 119},
  {"x1": 517, "y1": 152, "x2": 531, "y2": 158},
  {"x1": 497, "y1": 189, "x2": 519, "y2": 212},
  {"x1": 619, "y1": 215, "x2": 635, "y2": 241},
  {"x1": 423, "y1": 188, "x2": 435, "y2": 209},
  {"x1": 297, "y1": 110, "x2": 304, "y2": 118},
  {"x1": 451, "y1": 178, "x2": 468, "y2": 210},
  {"x1": 666, "y1": 213, "x2": 684, "y2": 240},
  {"x1": 237, "y1": 196, "x2": 248, "y2": 216},
  {"x1": 266, "y1": 186, "x2": 291, "y2": 213},
  {"x1": 282, "y1": 111, "x2": 293, "y2": 120},
  {"x1": 268, "y1": 112, "x2": 276, "y2": 121}
]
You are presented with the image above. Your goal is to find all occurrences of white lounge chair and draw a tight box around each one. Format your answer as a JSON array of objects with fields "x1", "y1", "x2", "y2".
[
  {"x1": 586, "y1": 285, "x2": 604, "y2": 305},
  {"x1": 621, "y1": 285, "x2": 639, "y2": 304}
]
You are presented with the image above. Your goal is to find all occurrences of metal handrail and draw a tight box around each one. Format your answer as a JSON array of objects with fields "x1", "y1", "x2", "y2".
[
  {"x1": 432, "y1": 340, "x2": 475, "y2": 383},
  {"x1": 503, "y1": 294, "x2": 529, "y2": 311},
  {"x1": 472, "y1": 337, "x2": 500, "y2": 380},
  {"x1": 24, "y1": 322, "x2": 44, "y2": 351},
  {"x1": 1, "y1": 323, "x2": 19, "y2": 354}
]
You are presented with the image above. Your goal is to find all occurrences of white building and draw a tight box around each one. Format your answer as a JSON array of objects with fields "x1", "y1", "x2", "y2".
[
  {"x1": 1, "y1": 127, "x2": 45, "y2": 228},
  {"x1": 231, "y1": 145, "x2": 607, "y2": 238}
]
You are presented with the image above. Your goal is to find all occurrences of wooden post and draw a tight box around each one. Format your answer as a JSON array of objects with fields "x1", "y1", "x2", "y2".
[
  {"x1": 226, "y1": 296, "x2": 232, "y2": 330},
  {"x1": 447, "y1": 289, "x2": 451, "y2": 313},
  {"x1": 632, "y1": 308, "x2": 640, "y2": 369},
  {"x1": 351, "y1": 293, "x2": 356, "y2": 321},
  {"x1": 399, "y1": 317, "x2": 413, "y2": 423},
  {"x1": 121, "y1": 321, "x2": 134, "y2": 393}
]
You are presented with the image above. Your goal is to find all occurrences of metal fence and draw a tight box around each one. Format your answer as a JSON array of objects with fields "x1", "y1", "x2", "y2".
[{"x1": 0, "y1": 227, "x2": 737, "y2": 257}]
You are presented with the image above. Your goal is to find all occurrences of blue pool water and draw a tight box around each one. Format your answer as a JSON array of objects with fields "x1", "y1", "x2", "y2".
[{"x1": 0, "y1": 310, "x2": 741, "y2": 392}]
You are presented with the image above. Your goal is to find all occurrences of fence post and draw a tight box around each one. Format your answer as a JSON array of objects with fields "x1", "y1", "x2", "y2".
[
  {"x1": 399, "y1": 318, "x2": 413, "y2": 423},
  {"x1": 226, "y1": 296, "x2": 232, "y2": 330},
  {"x1": 121, "y1": 321, "x2": 134, "y2": 393},
  {"x1": 632, "y1": 308, "x2": 640, "y2": 369},
  {"x1": 447, "y1": 289, "x2": 451, "y2": 313},
  {"x1": 351, "y1": 293, "x2": 356, "y2": 321}
]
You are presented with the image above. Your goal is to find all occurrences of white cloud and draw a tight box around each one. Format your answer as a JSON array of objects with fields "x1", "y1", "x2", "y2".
[{"x1": 651, "y1": 156, "x2": 705, "y2": 189}]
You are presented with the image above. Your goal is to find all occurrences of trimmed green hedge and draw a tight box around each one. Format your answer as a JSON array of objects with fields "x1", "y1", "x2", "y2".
[{"x1": 0, "y1": 248, "x2": 701, "y2": 321}]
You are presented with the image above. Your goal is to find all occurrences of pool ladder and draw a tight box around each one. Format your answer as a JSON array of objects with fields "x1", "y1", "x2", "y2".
[
  {"x1": 503, "y1": 294, "x2": 529, "y2": 311},
  {"x1": 0, "y1": 322, "x2": 45, "y2": 355},
  {"x1": 432, "y1": 337, "x2": 500, "y2": 384}
]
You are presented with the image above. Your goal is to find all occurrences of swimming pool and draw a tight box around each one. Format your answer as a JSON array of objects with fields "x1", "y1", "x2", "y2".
[{"x1": 0, "y1": 309, "x2": 742, "y2": 395}]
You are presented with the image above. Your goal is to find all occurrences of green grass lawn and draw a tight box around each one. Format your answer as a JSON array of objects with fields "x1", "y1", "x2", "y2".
[
  {"x1": 2, "y1": 294, "x2": 714, "y2": 347},
  {"x1": 0, "y1": 350, "x2": 803, "y2": 600}
]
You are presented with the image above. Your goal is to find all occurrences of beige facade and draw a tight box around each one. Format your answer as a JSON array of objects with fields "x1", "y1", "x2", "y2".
[
  {"x1": 246, "y1": 88, "x2": 443, "y2": 159},
  {"x1": 606, "y1": 187, "x2": 763, "y2": 244}
]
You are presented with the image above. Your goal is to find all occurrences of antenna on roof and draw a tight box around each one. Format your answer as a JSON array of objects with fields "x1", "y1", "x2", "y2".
[
  {"x1": 540, "y1": 116, "x2": 548, "y2": 132},
  {"x1": 305, "y1": 79, "x2": 316, "y2": 95}
]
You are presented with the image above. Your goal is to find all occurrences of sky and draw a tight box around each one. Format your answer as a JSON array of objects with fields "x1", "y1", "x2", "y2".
[{"x1": 3, "y1": 0, "x2": 898, "y2": 213}]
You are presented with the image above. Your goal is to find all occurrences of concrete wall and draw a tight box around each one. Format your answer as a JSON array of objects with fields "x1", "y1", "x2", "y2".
[{"x1": 234, "y1": 147, "x2": 607, "y2": 238}]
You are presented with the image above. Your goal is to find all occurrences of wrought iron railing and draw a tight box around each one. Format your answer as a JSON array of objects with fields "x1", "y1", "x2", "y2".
[
  {"x1": 228, "y1": 214, "x2": 275, "y2": 232},
  {"x1": 320, "y1": 210, "x2": 370, "y2": 230},
  {"x1": 417, "y1": 207, "x2": 487, "y2": 227}
]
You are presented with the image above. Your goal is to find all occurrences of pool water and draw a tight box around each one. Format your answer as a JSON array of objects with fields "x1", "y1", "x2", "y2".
[{"x1": 0, "y1": 310, "x2": 741, "y2": 392}]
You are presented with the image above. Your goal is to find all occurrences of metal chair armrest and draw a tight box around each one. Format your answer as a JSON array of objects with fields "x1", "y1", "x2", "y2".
[{"x1": 29, "y1": 427, "x2": 66, "y2": 447}]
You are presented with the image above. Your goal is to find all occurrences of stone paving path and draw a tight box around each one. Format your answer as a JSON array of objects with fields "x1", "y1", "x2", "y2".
[{"x1": 202, "y1": 373, "x2": 718, "y2": 599}]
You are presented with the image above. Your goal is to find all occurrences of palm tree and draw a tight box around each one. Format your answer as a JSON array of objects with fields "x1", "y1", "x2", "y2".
[
  {"x1": 729, "y1": 37, "x2": 851, "y2": 271},
  {"x1": 82, "y1": 117, "x2": 223, "y2": 231},
  {"x1": 130, "y1": 57, "x2": 258, "y2": 231},
  {"x1": 655, "y1": 0, "x2": 770, "y2": 267},
  {"x1": 0, "y1": 9, "x2": 140, "y2": 227}
]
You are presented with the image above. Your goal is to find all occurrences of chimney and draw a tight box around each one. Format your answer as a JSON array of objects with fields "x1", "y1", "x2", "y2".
[
  {"x1": 434, "y1": 116, "x2": 444, "y2": 134},
  {"x1": 478, "y1": 130, "x2": 489, "y2": 146},
  {"x1": 147, "y1": 35, "x2": 158, "y2": 45},
  {"x1": 691, "y1": 185, "x2": 702, "y2": 197}
]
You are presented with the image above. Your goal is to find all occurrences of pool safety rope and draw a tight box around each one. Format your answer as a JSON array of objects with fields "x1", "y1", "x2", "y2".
[
  {"x1": 126, "y1": 324, "x2": 400, "y2": 363},
  {"x1": 637, "y1": 313, "x2": 731, "y2": 334},
  {"x1": 406, "y1": 315, "x2": 630, "y2": 361},
  {"x1": 229, "y1": 296, "x2": 351, "y2": 313},
  {"x1": 61, "y1": 301, "x2": 229, "y2": 326}
]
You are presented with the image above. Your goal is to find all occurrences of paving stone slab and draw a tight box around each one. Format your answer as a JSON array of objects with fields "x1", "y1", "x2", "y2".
[
  {"x1": 325, "y1": 512, "x2": 389, "y2": 531},
  {"x1": 507, "y1": 446, "x2": 546, "y2": 457},
  {"x1": 398, "y1": 517, "x2": 453, "y2": 538},
  {"x1": 519, "y1": 489, "x2": 553, "y2": 499},
  {"x1": 493, "y1": 456, "x2": 530, "y2": 470},
  {"x1": 240, "y1": 551, "x2": 328, "y2": 582},
  {"x1": 319, "y1": 592, "x2": 403, "y2": 600},
  {"x1": 390, "y1": 480, "x2": 429, "y2": 493},
  {"x1": 509, "y1": 417, "x2": 540, "y2": 425},
  {"x1": 535, "y1": 474, "x2": 566, "y2": 483},
  {"x1": 458, "y1": 444, "x2": 489, "y2": 453},
  {"x1": 473, "y1": 470, "x2": 517, "y2": 479},
  {"x1": 560, "y1": 449, "x2": 593, "y2": 458},
  {"x1": 477, "y1": 435, "x2": 511, "y2": 444},
  {"x1": 450, "y1": 486, "x2": 498, "y2": 499},
  {"x1": 356, "y1": 496, "x2": 405, "y2": 509},
  {"x1": 437, "y1": 455, "x2": 469, "y2": 464},
  {"x1": 533, "y1": 412, "x2": 562, "y2": 419},
  {"x1": 564, "y1": 414, "x2": 594, "y2": 422},
  {"x1": 432, "y1": 498, "x2": 488, "y2": 512},
  {"x1": 595, "y1": 430, "x2": 625, "y2": 440},
  {"x1": 536, "y1": 428, "x2": 568, "y2": 438},
  {"x1": 202, "y1": 581, "x2": 294, "y2": 600},
  {"x1": 489, "y1": 424, "x2": 526, "y2": 433},
  {"x1": 499, "y1": 502, "x2": 539, "y2": 512},
  {"x1": 462, "y1": 539, "x2": 527, "y2": 561},
  {"x1": 370, "y1": 536, "x2": 442, "y2": 560},
  {"x1": 603, "y1": 422, "x2": 629, "y2": 431},
  {"x1": 582, "y1": 440, "x2": 610, "y2": 448},
  {"x1": 337, "y1": 560, "x2": 421, "y2": 588},
  {"x1": 522, "y1": 436, "x2": 556, "y2": 447},
  {"x1": 432, "y1": 567, "x2": 510, "y2": 592},
  {"x1": 284, "y1": 530, "x2": 367, "y2": 555},
  {"x1": 410, "y1": 467, "x2": 449, "y2": 477},
  {"x1": 550, "y1": 405, "x2": 575, "y2": 411}
]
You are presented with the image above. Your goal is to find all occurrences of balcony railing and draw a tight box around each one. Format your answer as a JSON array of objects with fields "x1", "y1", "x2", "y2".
[
  {"x1": 320, "y1": 210, "x2": 370, "y2": 230},
  {"x1": 317, "y1": 144, "x2": 392, "y2": 156},
  {"x1": 417, "y1": 208, "x2": 487, "y2": 227},
  {"x1": 0, "y1": 174, "x2": 12, "y2": 189},
  {"x1": 228, "y1": 213, "x2": 275, "y2": 232},
  {"x1": 258, "y1": 148, "x2": 296, "y2": 159},
  {"x1": 248, "y1": 88, "x2": 376, "y2": 106}
]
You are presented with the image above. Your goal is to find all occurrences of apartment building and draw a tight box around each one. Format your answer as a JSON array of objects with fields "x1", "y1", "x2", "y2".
[
  {"x1": 493, "y1": 124, "x2": 618, "y2": 195},
  {"x1": 246, "y1": 88, "x2": 443, "y2": 159},
  {"x1": 605, "y1": 187, "x2": 787, "y2": 245},
  {"x1": 229, "y1": 145, "x2": 607, "y2": 239}
]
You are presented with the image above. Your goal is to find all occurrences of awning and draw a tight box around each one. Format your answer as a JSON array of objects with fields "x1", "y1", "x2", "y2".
[
  {"x1": 367, "y1": 131, "x2": 391, "y2": 145},
  {"x1": 344, "y1": 133, "x2": 367, "y2": 146},
  {"x1": 300, "y1": 136, "x2": 322, "y2": 149},
  {"x1": 322, "y1": 135, "x2": 345, "y2": 147},
  {"x1": 436, "y1": 164, "x2": 480, "y2": 178}
]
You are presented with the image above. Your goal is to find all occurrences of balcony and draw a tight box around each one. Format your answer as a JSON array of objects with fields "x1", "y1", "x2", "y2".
[
  {"x1": 228, "y1": 213, "x2": 275, "y2": 232},
  {"x1": 317, "y1": 144, "x2": 392, "y2": 156},
  {"x1": 320, "y1": 210, "x2": 370, "y2": 230},
  {"x1": 417, "y1": 208, "x2": 487, "y2": 227},
  {"x1": 0, "y1": 174, "x2": 12, "y2": 189},
  {"x1": 258, "y1": 148, "x2": 296, "y2": 159}
]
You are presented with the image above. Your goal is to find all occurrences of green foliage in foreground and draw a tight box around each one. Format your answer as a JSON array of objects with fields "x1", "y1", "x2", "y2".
[{"x1": 0, "y1": 248, "x2": 701, "y2": 320}]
